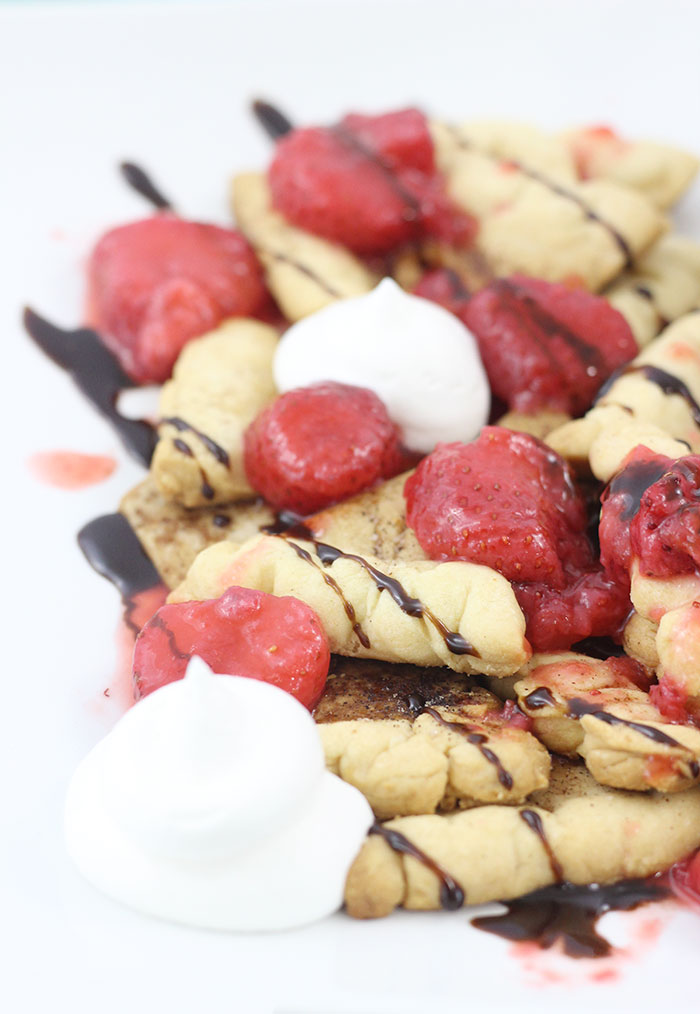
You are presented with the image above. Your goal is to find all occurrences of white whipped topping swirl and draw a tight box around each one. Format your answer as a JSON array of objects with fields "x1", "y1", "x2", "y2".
[
  {"x1": 273, "y1": 278, "x2": 490, "y2": 453},
  {"x1": 65, "y1": 657, "x2": 372, "y2": 931}
]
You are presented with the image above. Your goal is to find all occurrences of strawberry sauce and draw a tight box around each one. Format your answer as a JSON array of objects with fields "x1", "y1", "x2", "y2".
[{"x1": 28, "y1": 450, "x2": 117, "y2": 489}]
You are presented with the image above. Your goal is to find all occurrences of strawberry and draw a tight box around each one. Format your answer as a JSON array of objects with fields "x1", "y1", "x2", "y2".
[
  {"x1": 599, "y1": 445, "x2": 673, "y2": 588},
  {"x1": 243, "y1": 381, "x2": 407, "y2": 514},
  {"x1": 405, "y1": 428, "x2": 630, "y2": 650},
  {"x1": 132, "y1": 585, "x2": 330, "y2": 710},
  {"x1": 268, "y1": 108, "x2": 476, "y2": 255},
  {"x1": 460, "y1": 275, "x2": 637, "y2": 416},
  {"x1": 404, "y1": 428, "x2": 591, "y2": 588},
  {"x1": 87, "y1": 214, "x2": 266, "y2": 383}
]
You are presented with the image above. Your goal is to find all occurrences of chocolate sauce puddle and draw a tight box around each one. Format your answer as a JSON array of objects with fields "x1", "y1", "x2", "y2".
[
  {"x1": 369, "y1": 822, "x2": 465, "y2": 910},
  {"x1": 596, "y1": 363, "x2": 700, "y2": 426},
  {"x1": 119, "y1": 162, "x2": 173, "y2": 211},
  {"x1": 23, "y1": 309, "x2": 157, "y2": 466},
  {"x1": 251, "y1": 99, "x2": 294, "y2": 140},
  {"x1": 78, "y1": 513, "x2": 162, "y2": 634},
  {"x1": 472, "y1": 877, "x2": 669, "y2": 958},
  {"x1": 449, "y1": 128, "x2": 633, "y2": 268}
]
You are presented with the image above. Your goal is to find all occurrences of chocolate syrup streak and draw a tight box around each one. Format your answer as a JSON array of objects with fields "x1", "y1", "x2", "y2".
[
  {"x1": 23, "y1": 309, "x2": 157, "y2": 466},
  {"x1": 259, "y1": 247, "x2": 343, "y2": 298},
  {"x1": 78, "y1": 514, "x2": 161, "y2": 600},
  {"x1": 331, "y1": 124, "x2": 422, "y2": 225},
  {"x1": 449, "y1": 128, "x2": 633, "y2": 268},
  {"x1": 119, "y1": 162, "x2": 173, "y2": 211},
  {"x1": 523, "y1": 686, "x2": 557, "y2": 710},
  {"x1": 496, "y1": 278, "x2": 605, "y2": 377},
  {"x1": 596, "y1": 363, "x2": 700, "y2": 426},
  {"x1": 162, "y1": 416, "x2": 230, "y2": 466},
  {"x1": 420, "y1": 705, "x2": 514, "y2": 789},
  {"x1": 568, "y1": 697, "x2": 699, "y2": 761},
  {"x1": 313, "y1": 542, "x2": 478, "y2": 658},
  {"x1": 603, "y1": 455, "x2": 671, "y2": 522},
  {"x1": 519, "y1": 809, "x2": 564, "y2": 882},
  {"x1": 284, "y1": 540, "x2": 371, "y2": 649},
  {"x1": 251, "y1": 99, "x2": 294, "y2": 140},
  {"x1": 472, "y1": 878, "x2": 669, "y2": 958},
  {"x1": 369, "y1": 822, "x2": 465, "y2": 910}
]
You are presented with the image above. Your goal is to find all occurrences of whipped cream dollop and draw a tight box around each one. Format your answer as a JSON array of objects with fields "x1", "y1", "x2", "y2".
[
  {"x1": 273, "y1": 278, "x2": 490, "y2": 453},
  {"x1": 65, "y1": 657, "x2": 372, "y2": 931}
]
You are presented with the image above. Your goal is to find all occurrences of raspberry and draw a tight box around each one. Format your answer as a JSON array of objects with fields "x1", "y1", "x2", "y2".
[
  {"x1": 268, "y1": 108, "x2": 476, "y2": 255},
  {"x1": 404, "y1": 428, "x2": 629, "y2": 651},
  {"x1": 132, "y1": 586, "x2": 330, "y2": 710},
  {"x1": 404, "y1": 428, "x2": 591, "y2": 588},
  {"x1": 243, "y1": 381, "x2": 406, "y2": 514},
  {"x1": 87, "y1": 214, "x2": 266, "y2": 383},
  {"x1": 462, "y1": 275, "x2": 637, "y2": 415},
  {"x1": 599, "y1": 446, "x2": 673, "y2": 587}
]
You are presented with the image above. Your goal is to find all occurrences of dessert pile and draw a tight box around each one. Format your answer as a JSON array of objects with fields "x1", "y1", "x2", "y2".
[{"x1": 30, "y1": 104, "x2": 700, "y2": 949}]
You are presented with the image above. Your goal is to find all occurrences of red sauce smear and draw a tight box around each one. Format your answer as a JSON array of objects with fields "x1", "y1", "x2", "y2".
[{"x1": 28, "y1": 450, "x2": 116, "y2": 489}]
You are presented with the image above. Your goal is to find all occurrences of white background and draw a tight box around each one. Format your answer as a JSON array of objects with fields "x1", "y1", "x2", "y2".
[{"x1": 2, "y1": 2, "x2": 700, "y2": 1012}]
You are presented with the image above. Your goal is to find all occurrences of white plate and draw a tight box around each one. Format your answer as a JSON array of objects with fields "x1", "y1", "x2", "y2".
[{"x1": 3, "y1": 2, "x2": 700, "y2": 1012}]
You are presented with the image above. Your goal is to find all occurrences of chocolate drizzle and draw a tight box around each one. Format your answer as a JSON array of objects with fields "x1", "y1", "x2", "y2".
[
  {"x1": 369, "y1": 822, "x2": 465, "y2": 910},
  {"x1": 77, "y1": 513, "x2": 162, "y2": 636},
  {"x1": 603, "y1": 455, "x2": 671, "y2": 522},
  {"x1": 596, "y1": 363, "x2": 700, "y2": 426},
  {"x1": 23, "y1": 309, "x2": 157, "y2": 466},
  {"x1": 119, "y1": 162, "x2": 173, "y2": 211},
  {"x1": 523, "y1": 686, "x2": 557, "y2": 710},
  {"x1": 496, "y1": 278, "x2": 605, "y2": 378},
  {"x1": 162, "y1": 417, "x2": 230, "y2": 466},
  {"x1": 472, "y1": 877, "x2": 669, "y2": 958},
  {"x1": 261, "y1": 246, "x2": 343, "y2": 298},
  {"x1": 331, "y1": 123, "x2": 422, "y2": 226},
  {"x1": 519, "y1": 809, "x2": 564, "y2": 882},
  {"x1": 313, "y1": 542, "x2": 478, "y2": 657},
  {"x1": 284, "y1": 540, "x2": 370, "y2": 648},
  {"x1": 568, "y1": 697, "x2": 697, "y2": 756},
  {"x1": 420, "y1": 704, "x2": 514, "y2": 789},
  {"x1": 251, "y1": 99, "x2": 294, "y2": 140},
  {"x1": 449, "y1": 128, "x2": 633, "y2": 268}
]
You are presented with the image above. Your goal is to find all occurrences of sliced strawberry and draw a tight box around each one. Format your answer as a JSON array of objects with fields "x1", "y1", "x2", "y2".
[
  {"x1": 268, "y1": 108, "x2": 476, "y2": 255},
  {"x1": 243, "y1": 381, "x2": 407, "y2": 514},
  {"x1": 460, "y1": 275, "x2": 637, "y2": 416},
  {"x1": 87, "y1": 215, "x2": 266, "y2": 383},
  {"x1": 405, "y1": 428, "x2": 629, "y2": 651},
  {"x1": 132, "y1": 585, "x2": 330, "y2": 710}
]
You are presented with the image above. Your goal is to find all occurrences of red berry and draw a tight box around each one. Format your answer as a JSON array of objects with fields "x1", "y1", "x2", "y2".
[
  {"x1": 405, "y1": 428, "x2": 630, "y2": 651},
  {"x1": 244, "y1": 381, "x2": 406, "y2": 514},
  {"x1": 462, "y1": 275, "x2": 637, "y2": 415},
  {"x1": 268, "y1": 108, "x2": 476, "y2": 255},
  {"x1": 599, "y1": 446, "x2": 673, "y2": 587},
  {"x1": 649, "y1": 675, "x2": 691, "y2": 723},
  {"x1": 404, "y1": 428, "x2": 591, "y2": 588},
  {"x1": 632, "y1": 456, "x2": 700, "y2": 579},
  {"x1": 87, "y1": 215, "x2": 266, "y2": 383},
  {"x1": 513, "y1": 569, "x2": 631, "y2": 652},
  {"x1": 132, "y1": 586, "x2": 330, "y2": 710}
]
